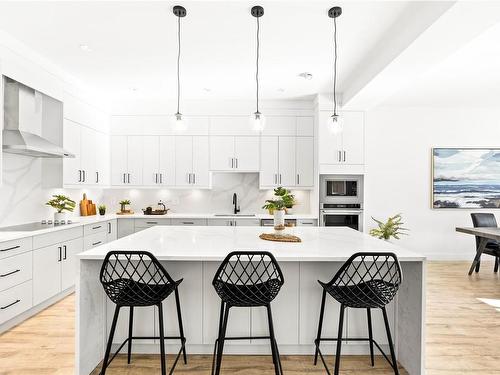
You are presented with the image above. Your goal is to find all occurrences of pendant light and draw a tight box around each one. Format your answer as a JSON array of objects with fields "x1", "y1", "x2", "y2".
[
  {"x1": 172, "y1": 5, "x2": 187, "y2": 131},
  {"x1": 250, "y1": 6, "x2": 265, "y2": 133},
  {"x1": 326, "y1": 6, "x2": 342, "y2": 135}
]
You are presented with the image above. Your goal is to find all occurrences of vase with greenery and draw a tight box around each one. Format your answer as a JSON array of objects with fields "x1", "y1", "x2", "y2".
[
  {"x1": 119, "y1": 200, "x2": 131, "y2": 213},
  {"x1": 46, "y1": 195, "x2": 76, "y2": 222},
  {"x1": 369, "y1": 214, "x2": 409, "y2": 241},
  {"x1": 262, "y1": 187, "x2": 296, "y2": 215},
  {"x1": 98, "y1": 205, "x2": 106, "y2": 216}
]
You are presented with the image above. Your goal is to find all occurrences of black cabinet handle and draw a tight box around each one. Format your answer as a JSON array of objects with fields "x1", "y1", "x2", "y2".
[
  {"x1": 0, "y1": 245, "x2": 20, "y2": 252},
  {"x1": 82, "y1": 170, "x2": 86, "y2": 182},
  {"x1": 146, "y1": 222, "x2": 158, "y2": 225},
  {"x1": 58, "y1": 246, "x2": 62, "y2": 262},
  {"x1": 78, "y1": 170, "x2": 82, "y2": 182},
  {"x1": 160, "y1": 173, "x2": 163, "y2": 184},
  {"x1": 96, "y1": 171, "x2": 99, "y2": 183},
  {"x1": 182, "y1": 222, "x2": 194, "y2": 225},
  {"x1": 63, "y1": 245, "x2": 67, "y2": 260},
  {"x1": 0, "y1": 269, "x2": 20, "y2": 278},
  {"x1": 92, "y1": 241, "x2": 102, "y2": 246},
  {"x1": 92, "y1": 225, "x2": 102, "y2": 230},
  {"x1": 1, "y1": 299, "x2": 20, "y2": 310},
  {"x1": 127, "y1": 174, "x2": 131, "y2": 183},
  {"x1": 108, "y1": 222, "x2": 111, "y2": 234}
]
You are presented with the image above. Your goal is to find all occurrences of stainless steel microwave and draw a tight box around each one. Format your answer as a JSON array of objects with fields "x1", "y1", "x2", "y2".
[{"x1": 320, "y1": 175, "x2": 364, "y2": 204}]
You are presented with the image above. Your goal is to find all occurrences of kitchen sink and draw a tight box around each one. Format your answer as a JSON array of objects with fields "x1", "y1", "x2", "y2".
[{"x1": 214, "y1": 214, "x2": 256, "y2": 217}]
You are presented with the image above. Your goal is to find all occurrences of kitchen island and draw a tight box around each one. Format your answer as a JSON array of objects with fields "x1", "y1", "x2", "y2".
[{"x1": 76, "y1": 226, "x2": 425, "y2": 375}]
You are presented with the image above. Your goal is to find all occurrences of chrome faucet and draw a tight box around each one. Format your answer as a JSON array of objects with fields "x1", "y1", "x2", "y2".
[{"x1": 232, "y1": 193, "x2": 240, "y2": 215}]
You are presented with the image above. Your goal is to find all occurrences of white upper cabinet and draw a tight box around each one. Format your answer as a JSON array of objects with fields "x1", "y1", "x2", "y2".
[
  {"x1": 210, "y1": 136, "x2": 259, "y2": 172},
  {"x1": 63, "y1": 119, "x2": 108, "y2": 186},
  {"x1": 159, "y1": 136, "x2": 176, "y2": 186},
  {"x1": 278, "y1": 137, "x2": 296, "y2": 187},
  {"x1": 263, "y1": 116, "x2": 296, "y2": 136},
  {"x1": 210, "y1": 117, "x2": 254, "y2": 136},
  {"x1": 260, "y1": 136, "x2": 313, "y2": 189},
  {"x1": 142, "y1": 136, "x2": 160, "y2": 186},
  {"x1": 110, "y1": 135, "x2": 143, "y2": 185},
  {"x1": 318, "y1": 111, "x2": 364, "y2": 166},
  {"x1": 175, "y1": 136, "x2": 211, "y2": 188},
  {"x1": 296, "y1": 117, "x2": 314, "y2": 137},
  {"x1": 295, "y1": 136, "x2": 314, "y2": 187}
]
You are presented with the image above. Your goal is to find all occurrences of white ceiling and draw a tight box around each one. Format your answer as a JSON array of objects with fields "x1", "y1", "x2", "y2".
[
  {"x1": 0, "y1": 1, "x2": 416, "y2": 104},
  {"x1": 381, "y1": 19, "x2": 500, "y2": 108}
]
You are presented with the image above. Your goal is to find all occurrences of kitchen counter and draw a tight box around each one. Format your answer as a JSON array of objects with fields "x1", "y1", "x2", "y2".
[
  {"x1": 0, "y1": 212, "x2": 318, "y2": 242},
  {"x1": 76, "y1": 226, "x2": 425, "y2": 375}
]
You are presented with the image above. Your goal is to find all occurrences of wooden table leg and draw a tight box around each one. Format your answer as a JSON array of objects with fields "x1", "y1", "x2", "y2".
[{"x1": 468, "y1": 237, "x2": 488, "y2": 275}]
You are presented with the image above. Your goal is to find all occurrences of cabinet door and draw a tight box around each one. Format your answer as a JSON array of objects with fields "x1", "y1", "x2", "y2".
[
  {"x1": 63, "y1": 120, "x2": 81, "y2": 185},
  {"x1": 159, "y1": 136, "x2": 176, "y2": 186},
  {"x1": 175, "y1": 136, "x2": 193, "y2": 187},
  {"x1": 110, "y1": 136, "x2": 128, "y2": 185},
  {"x1": 318, "y1": 111, "x2": 343, "y2": 165},
  {"x1": 192, "y1": 136, "x2": 210, "y2": 187},
  {"x1": 341, "y1": 111, "x2": 364, "y2": 164},
  {"x1": 61, "y1": 237, "x2": 84, "y2": 291},
  {"x1": 278, "y1": 137, "x2": 296, "y2": 187},
  {"x1": 107, "y1": 220, "x2": 117, "y2": 242},
  {"x1": 127, "y1": 136, "x2": 144, "y2": 185},
  {"x1": 210, "y1": 136, "x2": 234, "y2": 171},
  {"x1": 33, "y1": 244, "x2": 61, "y2": 305},
  {"x1": 260, "y1": 137, "x2": 279, "y2": 187},
  {"x1": 80, "y1": 126, "x2": 97, "y2": 185},
  {"x1": 142, "y1": 136, "x2": 160, "y2": 186},
  {"x1": 234, "y1": 136, "x2": 259, "y2": 171},
  {"x1": 296, "y1": 137, "x2": 314, "y2": 187},
  {"x1": 95, "y1": 132, "x2": 109, "y2": 185}
]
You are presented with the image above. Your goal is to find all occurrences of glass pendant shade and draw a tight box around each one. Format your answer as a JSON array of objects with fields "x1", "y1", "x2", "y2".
[
  {"x1": 250, "y1": 111, "x2": 266, "y2": 133},
  {"x1": 327, "y1": 114, "x2": 342, "y2": 135},
  {"x1": 171, "y1": 112, "x2": 186, "y2": 132}
]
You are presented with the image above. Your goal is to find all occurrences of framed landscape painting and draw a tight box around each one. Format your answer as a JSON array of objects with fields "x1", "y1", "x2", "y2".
[{"x1": 432, "y1": 148, "x2": 500, "y2": 209}]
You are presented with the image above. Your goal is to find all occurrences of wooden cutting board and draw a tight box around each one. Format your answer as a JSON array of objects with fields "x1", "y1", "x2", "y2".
[{"x1": 80, "y1": 193, "x2": 96, "y2": 216}]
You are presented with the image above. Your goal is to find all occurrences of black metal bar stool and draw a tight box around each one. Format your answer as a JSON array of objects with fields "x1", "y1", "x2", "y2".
[
  {"x1": 211, "y1": 251, "x2": 285, "y2": 375},
  {"x1": 313, "y1": 252, "x2": 402, "y2": 375},
  {"x1": 99, "y1": 251, "x2": 187, "y2": 375}
]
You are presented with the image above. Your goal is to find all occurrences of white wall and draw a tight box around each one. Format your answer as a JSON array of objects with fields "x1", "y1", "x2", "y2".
[{"x1": 364, "y1": 107, "x2": 500, "y2": 259}]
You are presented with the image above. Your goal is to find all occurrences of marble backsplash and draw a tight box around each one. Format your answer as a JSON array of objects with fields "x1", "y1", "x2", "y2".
[
  {"x1": 103, "y1": 173, "x2": 311, "y2": 215},
  {"x1": 0, "y1": 157, "x2": 311, "y2": 226}
]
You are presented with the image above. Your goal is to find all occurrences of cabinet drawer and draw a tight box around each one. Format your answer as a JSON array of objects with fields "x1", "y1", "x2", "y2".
[
  {"x1": 0, "y1": 237, "x2": 32, "y2": 260},
  {"x1": 84, "y1": 222, "x2": 107, "y2": 236},
  {"x1": 33, "y1": 227, "x2": 83, "y2": 249},
  {"x1": 0, "y1": 252, "x2": 32, "y2": 292},
  {"x1": 0, "y1": 280, "x2": 33, "y2": 325},
  {"x1": 134, "y1": 218, "x2": 171, "y2": 228},
  {"x1": 296, "y1": 219, "x2": 317, "y2": 226},
  {"x1": 171, "y1": 219, "x2": 206, "y2": 226},
  {"x1": 84, "y1": 232, "x2": 107, "y2": 250}
]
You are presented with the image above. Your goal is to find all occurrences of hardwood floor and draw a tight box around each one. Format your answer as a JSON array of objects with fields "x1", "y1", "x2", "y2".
[{"x1": 1, "y1": 261, "x2": 499, "y2": 374}]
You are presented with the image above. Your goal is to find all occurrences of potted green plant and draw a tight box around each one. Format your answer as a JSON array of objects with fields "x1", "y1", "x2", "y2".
[
  {"x1": 98, "y1": 204, "x2": 106, "y2": 216},
  {"x1": 262, "y1": 198, "x2": 286, "y2": 228},
  {"x1": 46, "y1": 195, "x2": 76, "y2": 222},
  {"x1": 369, "y1": 214, "x2": 409, "y2": 241},
  {"x1": 119, "y1": 199, "x2": 131, "y2": 213},
  {"x1": 274, "y1": 187, "x2": 296, "y2": 214}
]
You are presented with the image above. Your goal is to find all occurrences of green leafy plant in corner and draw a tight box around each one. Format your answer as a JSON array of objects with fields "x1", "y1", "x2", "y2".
[
  {"x1": 98, "y1": 205, "x2": 106, "y2": 215},
  {"x1": 46, "y1": 195, "x2": 76, "y2": 213},
  {"x1": 369, "y1": 214, "x2": 409, "y2": 240}
]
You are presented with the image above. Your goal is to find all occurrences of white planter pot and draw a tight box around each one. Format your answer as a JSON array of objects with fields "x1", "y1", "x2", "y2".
[
  {"x1": 54, "y1": 212, "x2": 66, "y2": 222},
  {"x1": 273, "y1": 209, "x2": 285, "y2": 228}
]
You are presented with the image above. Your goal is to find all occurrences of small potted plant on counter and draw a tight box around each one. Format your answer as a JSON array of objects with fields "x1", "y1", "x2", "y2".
[
  {"x1": 275, "y1": 187, "x2": 296, "y2": 214},
  {"x1": 262, "y1": 198, "x2": 286, "y2": 229},
  {"x1": 46, "y1": 194, "x2": 76, "y2": 222},
  {"x1": 369, "y1": 214, "x2": 409, "y2": 241},
  {"x1": 119, "y1": 200, "x2": 131, "y2": 214},
  {"x1": 98, "y1": 204, "x2": 106, "y2": 216}
]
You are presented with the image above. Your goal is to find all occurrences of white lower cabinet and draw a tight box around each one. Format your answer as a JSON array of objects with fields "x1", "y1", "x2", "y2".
[
  {"x1": 33, "y1": 237, "x2": 83, "y2": 305},
  {"x1": 107, "y1": 220, "x2": 117, "y2": 242},
  {"x1": 0, "y1": 280, "x2": 32, "y2": 325},
  {"x1": 208, "y1": 219, "x2": 260, "y2": 226},
  {"x1": 0, "y1": 252, "x2": 32, "y2": 292},
  {"x1": 117, "y1": 219, "x2": 135, "y2": 238}
]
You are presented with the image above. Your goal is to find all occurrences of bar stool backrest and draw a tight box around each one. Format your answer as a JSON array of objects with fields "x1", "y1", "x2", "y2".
[
  {"x1": 212, "y1": 251, "x2": 284, "y2": 306},
  {"x1": 326, "y1": 252, "x2": 402, "y2": 307},
  {"x1": 100, "y1": 251, "x2": 176, "y2": 305}
]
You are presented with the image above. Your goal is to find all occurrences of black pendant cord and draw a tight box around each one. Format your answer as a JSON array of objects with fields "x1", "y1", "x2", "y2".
[
  {"x1": 176, "y1": 14, "x2": 181, "y2": 115},
  {"x1": 333, "y1": 16, "x2": 338, "y2": 116},
  {"x1": 256, "y1": 16, "x2": 260, "y2": 114}
]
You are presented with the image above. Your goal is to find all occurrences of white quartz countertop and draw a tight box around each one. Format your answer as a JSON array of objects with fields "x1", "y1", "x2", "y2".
[
  {"x1": 0, "y1": 212, "x2": 318, "y2": 242},
  {"x1": 78, "y1": 226, "x2": 425, "y2": 262}
]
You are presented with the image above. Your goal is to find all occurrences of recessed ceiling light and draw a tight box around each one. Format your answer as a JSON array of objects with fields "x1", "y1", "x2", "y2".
[
  {"x1": 129, "y1": 87, "x2": 138, "y2": 92},
  {"x1": 203, "y1": 88, "x2": 211, "y2": 92},
  {"x1": 277, "y1": 88, "x2": 285, "y2": 92},
  {"x1": 298, "y1": 72, "x2": 313, "y2": 80},
  {"x1": 79, "y1": 44, "x2": 92, "y2": 52}
]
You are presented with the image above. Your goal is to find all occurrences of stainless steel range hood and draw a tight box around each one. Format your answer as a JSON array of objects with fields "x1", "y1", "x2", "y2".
[{"x1": 2, "y1": 77, "x2": 74, "y2": 158}]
